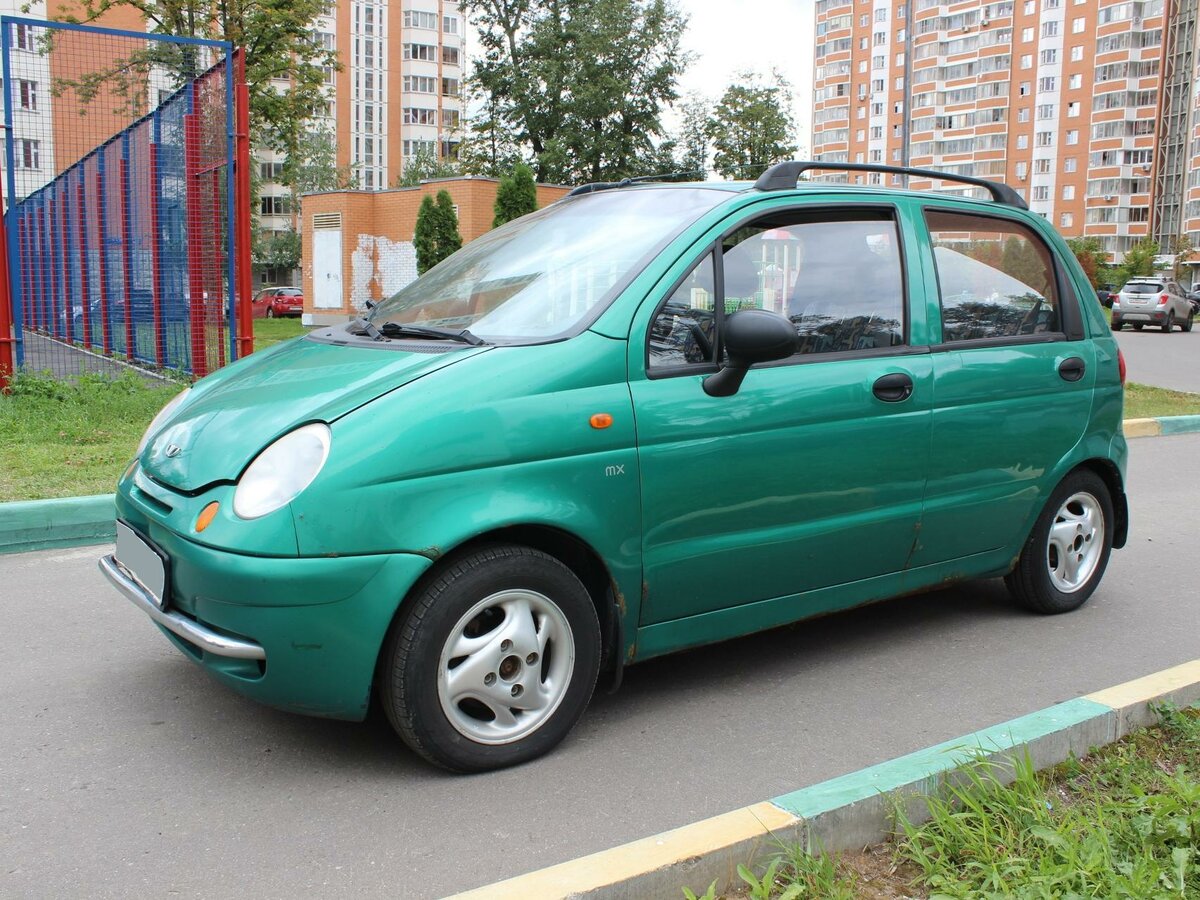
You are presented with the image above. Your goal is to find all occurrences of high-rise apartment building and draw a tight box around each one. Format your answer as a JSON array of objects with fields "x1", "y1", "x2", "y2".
[
  {"x1": 255, "y1": 1, "x2": 466, "y2": 268},
  {"x1": 812, "y1": 0, "x2": 1200, "y2": 260}
]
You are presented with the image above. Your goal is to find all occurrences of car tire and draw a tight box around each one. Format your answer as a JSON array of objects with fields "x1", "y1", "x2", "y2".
[
  {"x1": 1110, "y1": 319, "x2": 1121, "y2": 332},
  {"x1": 266, "y1": 307, "x2": 275, "y2": 319},
  {"x1": 1004, "y1": 469, "x2": 1114, "y2": 615},
  {"x1": 1183, "y1": 312, "x2": 1195, "y2": 333},
  {"x1": 379, "y1": 544, "x2": 601, "y2": 772},
  {"x1": 1163, "y1": 311, "x2": 1174, "y2": 333},
  {"x1": 1132, "y1": 323, "x2": 1144, "y2": 331}
]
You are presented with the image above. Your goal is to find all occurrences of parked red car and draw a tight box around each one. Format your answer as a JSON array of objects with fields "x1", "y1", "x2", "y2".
[{"x1": 252, "y1": 287, "x2": 304, "y2": 318}]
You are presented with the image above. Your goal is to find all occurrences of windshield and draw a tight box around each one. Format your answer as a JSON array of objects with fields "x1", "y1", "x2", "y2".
[{"x1": 368, "y1": 188, "x2": 728, "y2": 342}]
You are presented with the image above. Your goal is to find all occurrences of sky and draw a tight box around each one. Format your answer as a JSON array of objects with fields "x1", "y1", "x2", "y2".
[{"x1": 670, "y1": 0, "x2": 816, "y2": 157}]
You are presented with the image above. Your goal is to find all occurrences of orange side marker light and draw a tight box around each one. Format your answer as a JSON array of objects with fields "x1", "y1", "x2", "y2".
[
  {"x1": 589, "y1": 413, "x2": 614, "y2": 430},
  {"x1": 196, "y1": 501, "x2": 220, "y2": 533}
]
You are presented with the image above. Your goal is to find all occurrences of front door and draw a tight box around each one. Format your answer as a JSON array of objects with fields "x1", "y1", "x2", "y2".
[{"x1": 630, "y1": 204, "x2": 933, "y2": 626}]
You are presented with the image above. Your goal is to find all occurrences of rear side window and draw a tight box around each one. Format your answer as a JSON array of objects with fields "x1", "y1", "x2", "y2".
[{"x1": 925, "y1": 209, "x2": 1061, "y2": 343}]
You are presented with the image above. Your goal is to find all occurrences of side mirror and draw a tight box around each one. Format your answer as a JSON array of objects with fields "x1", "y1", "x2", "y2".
[{"x1": 703, "y1": 309, "x2": 797, "y2": 397}]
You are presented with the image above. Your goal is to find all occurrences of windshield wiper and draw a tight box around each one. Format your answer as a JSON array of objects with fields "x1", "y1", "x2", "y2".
[{"x1": 378, "y1": 322, "x2": 487, "y2": 346}]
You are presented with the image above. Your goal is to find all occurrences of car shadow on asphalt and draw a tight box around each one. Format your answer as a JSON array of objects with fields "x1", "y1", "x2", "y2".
[{"x1": 114, "y1": 576, "x2": 1026, "y2": 777}]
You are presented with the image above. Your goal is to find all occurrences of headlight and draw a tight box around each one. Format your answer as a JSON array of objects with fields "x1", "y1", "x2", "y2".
[
  {"x1": 233, "y1": 423, "x2": 331, "y2": 519},
  {"x1": 137, "y1": 388, "x2": 192, "y2": 456}
]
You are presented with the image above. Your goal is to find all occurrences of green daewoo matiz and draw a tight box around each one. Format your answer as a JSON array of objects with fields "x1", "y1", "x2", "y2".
[{"x1": 102, "y1": 162, "x2": 1129, "y2": 771}]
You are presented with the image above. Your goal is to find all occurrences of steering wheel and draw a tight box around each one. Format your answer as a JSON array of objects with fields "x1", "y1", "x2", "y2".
[
  {"x1": 1018, "y1": 298, "x2": 1045, "y2": 335},
  {"x1": 688, "y1": 323, "x2": 713, "y2": 361}
]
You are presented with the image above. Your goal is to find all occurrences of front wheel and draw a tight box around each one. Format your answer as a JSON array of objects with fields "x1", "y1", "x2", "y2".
[
  {"x1": 1005, "y1": 470, "x2": 1114, "y2": 615},
  {"x1": 1183, "y1": 311, "x2": 1194, "y2": 333},
  {"x1": 266, "y1": 307, "x2": 275, "y2": 319},
  {"x1": 380, "y1": 545, "x2": 601, "y2": 772}
]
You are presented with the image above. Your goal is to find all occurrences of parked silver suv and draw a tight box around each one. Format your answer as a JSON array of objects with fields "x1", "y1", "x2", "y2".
[{"x1": 1111, "y1": 278, "x2": 1194, "y2": 333}]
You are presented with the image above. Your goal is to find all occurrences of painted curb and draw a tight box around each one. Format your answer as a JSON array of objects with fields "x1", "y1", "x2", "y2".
[
  {"x1": 1125, "y1": 414, "x2": 1200, "y2": 438},
  {"x1": 0, "y1": 493, "x2": 115, "y2": 555},
  {"x1": 449, "y1": 659, "x2": 1200, "y2": 900}
]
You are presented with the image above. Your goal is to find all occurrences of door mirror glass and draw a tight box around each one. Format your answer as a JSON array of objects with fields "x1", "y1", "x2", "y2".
[{"x1": 703, "y1": 309, "x2": 796, "y2": 397}]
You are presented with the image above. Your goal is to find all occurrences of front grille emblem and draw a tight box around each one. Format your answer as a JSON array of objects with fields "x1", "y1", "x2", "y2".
[{"x1": 164, "y1": 444, "x2": 181, "y2": 458}]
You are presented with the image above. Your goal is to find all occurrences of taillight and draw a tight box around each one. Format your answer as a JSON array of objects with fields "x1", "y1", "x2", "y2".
[
  {"x1": 1158, "y1": 293, "x2": 1169, "y2": 305},
  {"x1": 1118, "y1": 348, "x2": 1126, "y2": 385}
]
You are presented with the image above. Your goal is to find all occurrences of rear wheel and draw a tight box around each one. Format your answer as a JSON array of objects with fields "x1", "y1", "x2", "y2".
[
  {"x1": 380, "y1": 544, "x2": 601, "y2": 772},
  {"x1": 1163, "y1": 311, "x2": 1174, "y2": 333},
  {"x1": 1132, "y1": 323, "x2": 1144, "y2": 331},
  {"x1": 266, "y1": 307, "x2": 275, "y2": 319},
  {"x1": 1005, "y1": 470, "x2": 1113, "y2": 615},
  {"x1": 1110, "y1": 319, "x2": 1121, "y2": 332}
]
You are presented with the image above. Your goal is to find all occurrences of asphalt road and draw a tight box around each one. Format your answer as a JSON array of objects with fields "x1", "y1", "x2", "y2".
[
  {"x1": 1114, "y1": 324, "x2": 1200, "y2": 393},
  {"x1": 3, "y1": 435, "x2": 1199, "y2": 900}
]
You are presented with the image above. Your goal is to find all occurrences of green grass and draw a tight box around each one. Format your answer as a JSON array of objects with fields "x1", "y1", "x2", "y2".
[
  {"x1": 0, "y1": 371, "x2": 185, "y2": 501},
  {"x1": 699, "y1": 706, "x2": 1200, "y2": 899},
  {"x1": 1124, "y1": 382, "x2": 1200, "y2": 419},
  {"x1": 253, "y1": 316, "x2": 307, "y2": 349}
]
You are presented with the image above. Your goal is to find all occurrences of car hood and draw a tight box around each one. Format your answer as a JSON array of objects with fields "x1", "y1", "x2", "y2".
[{"x1": 142, "y1": 336, "x2": 489, "y2": 492}]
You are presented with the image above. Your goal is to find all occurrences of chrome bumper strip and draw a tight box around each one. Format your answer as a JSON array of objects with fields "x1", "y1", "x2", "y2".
[{"x1": 99, "y1": 554, "x2": 266, "y2": 661}]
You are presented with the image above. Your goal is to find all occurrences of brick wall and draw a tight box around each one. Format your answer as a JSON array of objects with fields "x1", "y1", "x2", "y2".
[{"x1": 301, "y1": 177, "x2": 570, "y2": 321}]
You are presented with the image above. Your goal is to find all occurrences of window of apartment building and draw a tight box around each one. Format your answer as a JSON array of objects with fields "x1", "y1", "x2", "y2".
[
  {"x1": 1044, "y1": 0, "x2": 1060, "y2": 7},
  {"x1": 1017, "y1": 135, "x2": 1029, "y2": 150},
  {"x1": 443, "y1": 46, "x2": 459, "y2": 65},
  {"x1": 1019, "y1": 82, "x2": 1030, "y2": 96},
  {"x1": 1042, "y1": 20, "x2": 1059, "y2": 37},
  {"x1": 874, "y1": 31, "x2": 887, "y2": 45},
  {"x1": 1021, "y1": 54, "x2": 1032, "y2": 69},
  {"x1": 897, "y1": 4, "x2": 905, "y2": 17},
  {"x1": 871, "y1": 78, "x2": 884, "y2": 92},
  {"x1": 1024, "y1": 0, "x2": 1034, "y2": 12},
  {"x1": 440, "y1": 139, "x2": 460, "y2": 160},
  {"x1": 317, "y1": 31, "x2": 334, "y2": 51},
  {"x1": 1040, "y1": 49, "x2": 1058, "y2": 65},
  {"x1": 1016, "y1": 162, "x2": 1028, "y2": 178},
  {"x1": 17, "y1": 139, "x2": 39, "y2": 169},
  {"x1": 859, "y1": 60, "x2": 868, "y2": 73},
  {"x1": 860, "y1": 37, "x2": 868, "y2": 49},
  {"x1": 873, "y1": 54, "x2": 885, "y2": 68},
  {"x1": 855, "y1": 152, "x2": 865, "y2": 163},
  {"x1": 858, "y1": 84, "x2": 868, "y2": 100},
  {"x1": 857, "y1": 106, "x2": 866, "y2": 119},
  {"x1": 1022, "y1": 27, "x2": 1034, "y2": 42},
  {"x1": 894, "y1": 76, "x2": 904, "y2": 90},
  {"x1": 403, "y1": 107, "x2": 437, "y2": 125},
  {"x1": 869, "y1": 149, "x2": 882, "y2": 162},
  {"x1": 860, "y1": 13, "x2": 869, "y2": 25},
  {"x1": 260, "y1": 195, "x2": 292, "y2": 216},
  {"x1": 1068, "y1": 73, "x2": 1082, "y2": 89},
  {"x1": 856, "y1": 129, "x2": 865, "y2": 141},
  {"x1": 1038, "y1": 77, "x2": 1057, "y2": 92},
  {"x1": 1018, "y1": 107, "x2": 1030, "y2": 122},
  {"x1": 259, "y1": 161, "x2": 285, "y2": 181},
  {"x1": 1064, "y1": 157, "x2": 1077, "y2": 173},
  {"x1": 1062, "y1": 185, "x2": 1075, "y2": 200},
  {"x1": 1070, "y1": 45, "x2": 1083, "y2": 61},
  {"x1": 1067, "y1": 101, "x2": 1080, "y2": 117},
  {"x1": 1072, "y1": 16, "x2": 1085, "y2": 32},
  {"x1": 1060, "y1": 213, "x2": 1073, "y2": 228},
  {"x1": 404, "y1": 75, "x2": 436, "y2": 93},
  {"x1": 1066, "y1": 130, "x2": 1078, "y2": 145},
  {"x1": 1035, "y1": 158, "x2": 1052, "y2": 174},
  {"x1": 893, "y1": 124, "x2": 903, "y2": 137},
  {"x1": 404, "y1": 10, "x2": 437, "y2": 28},
  {"x1": 13, "y1": 23, "x2": 34, "y2": 50},
  {"x1": 896, "y1": 27, "x2": 906, "y2": 41},
  {"x1": 1036, "y1": 131, "x2": 1054, "y2": 147},
  {"x1": 895, "y1": 52, "x2": 905, "y2": 66},
  {"x1": 403, "y1": 139, "x2": 436, "y2": 157},
  {"x1": 1037, "y1": 103, "x2": 1055, "y2": 119},
  {"x1": 875, "y1": 7, "x2": 887, "y2": 21},
  {"x1": 870, "y1": 125, "x2": 883, "y2": 139},
  {"x1": 404, "y1": 43, "x2": 436, "y2": 61},
  {"x1": 1032, "y1": 185, "x2": 1050, "y2": 201},
  {"x1": 18, "y1": 79, "x2": 37, "y2": 111},
  {"x1": 442, "y1": 77, "x2": 459, "y2": 97},
  {"x1": 443, "y1": 15, "x2": 458, "y2": 34},
  {"x1": 871, "y1": 102, "x2": 884, "y2": 115},
  {"x1": 443, "y1": 109, "x2": 461, "y2": 129}
]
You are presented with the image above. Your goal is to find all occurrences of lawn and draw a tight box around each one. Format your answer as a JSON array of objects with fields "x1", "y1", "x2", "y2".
[
  {"x1": 0, "y1": 319, "x2": 311, "y2": 502},
  {"x1": 688, "y1": 705, "x2": 1200, "y2": 899},
  {"x1": 1, "y1": 316, "x2": 1198, "y2": 502}
]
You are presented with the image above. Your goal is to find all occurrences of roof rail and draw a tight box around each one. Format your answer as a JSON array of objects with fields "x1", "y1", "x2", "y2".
[
  {"x1": 754, "y1": 161, "x2": 1028, "y2": 209},
  {"x1": 566, "y1": 170, "x2": 706, "y2": 197}
]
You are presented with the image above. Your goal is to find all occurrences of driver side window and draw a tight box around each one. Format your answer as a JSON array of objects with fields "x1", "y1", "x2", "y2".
[{"x1": 648, "y1": 252, "x2": 717, "y2": 368}]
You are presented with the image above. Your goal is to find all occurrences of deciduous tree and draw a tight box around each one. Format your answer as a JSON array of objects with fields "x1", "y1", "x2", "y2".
[{"x1": 706, "y1": 70, "x2": 797, "y2": 181}]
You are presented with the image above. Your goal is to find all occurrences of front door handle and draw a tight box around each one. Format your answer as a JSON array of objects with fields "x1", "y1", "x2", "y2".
[
  {"x1": 873, "y1": 372, "x2": 914, "y2": 402},
  {"x1": 1058, "y1": 357, "x2": 1086, "y2": 382}
]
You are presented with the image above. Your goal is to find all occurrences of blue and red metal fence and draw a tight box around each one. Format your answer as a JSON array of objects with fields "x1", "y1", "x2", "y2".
[{"x1": 0, "y1": 17, "x2": 252, "y2": 387}]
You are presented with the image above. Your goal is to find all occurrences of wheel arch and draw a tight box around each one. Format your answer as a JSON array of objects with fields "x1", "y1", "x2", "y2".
[{"x1": 1075, "y1": 457, "x2": 1128, "y2": 549}]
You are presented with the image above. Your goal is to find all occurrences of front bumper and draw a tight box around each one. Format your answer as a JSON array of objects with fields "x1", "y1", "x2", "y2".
[{"x1": 102, "y1": 509, "x2": 434, "y2": 720}]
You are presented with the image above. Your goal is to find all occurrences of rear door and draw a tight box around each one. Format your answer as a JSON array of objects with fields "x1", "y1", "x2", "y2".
[
  {"x1": 911, "y1": 205, "x2": 1096, "y2": 566},
  {"x1": 629, "y1": 200, "x2": 933, "y2": 626}
]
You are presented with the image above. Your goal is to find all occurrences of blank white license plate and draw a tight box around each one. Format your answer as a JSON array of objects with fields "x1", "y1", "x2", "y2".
[{"x1": 114, "y1": 521, "x2": 169, "y2": 609}]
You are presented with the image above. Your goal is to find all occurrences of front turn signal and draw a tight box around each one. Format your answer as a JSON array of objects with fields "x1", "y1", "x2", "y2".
[{"x1": 196, "y1": 502, "x2": 220, "y2": 533}]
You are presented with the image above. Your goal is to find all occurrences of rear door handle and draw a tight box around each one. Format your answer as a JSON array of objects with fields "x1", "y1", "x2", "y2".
[
  {"x1": 873, "y1": 372, "x2": 914, "y2": 402},
  {"x1": 1058, "y1": 357, "x2": 1086, "y2": 382}
]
